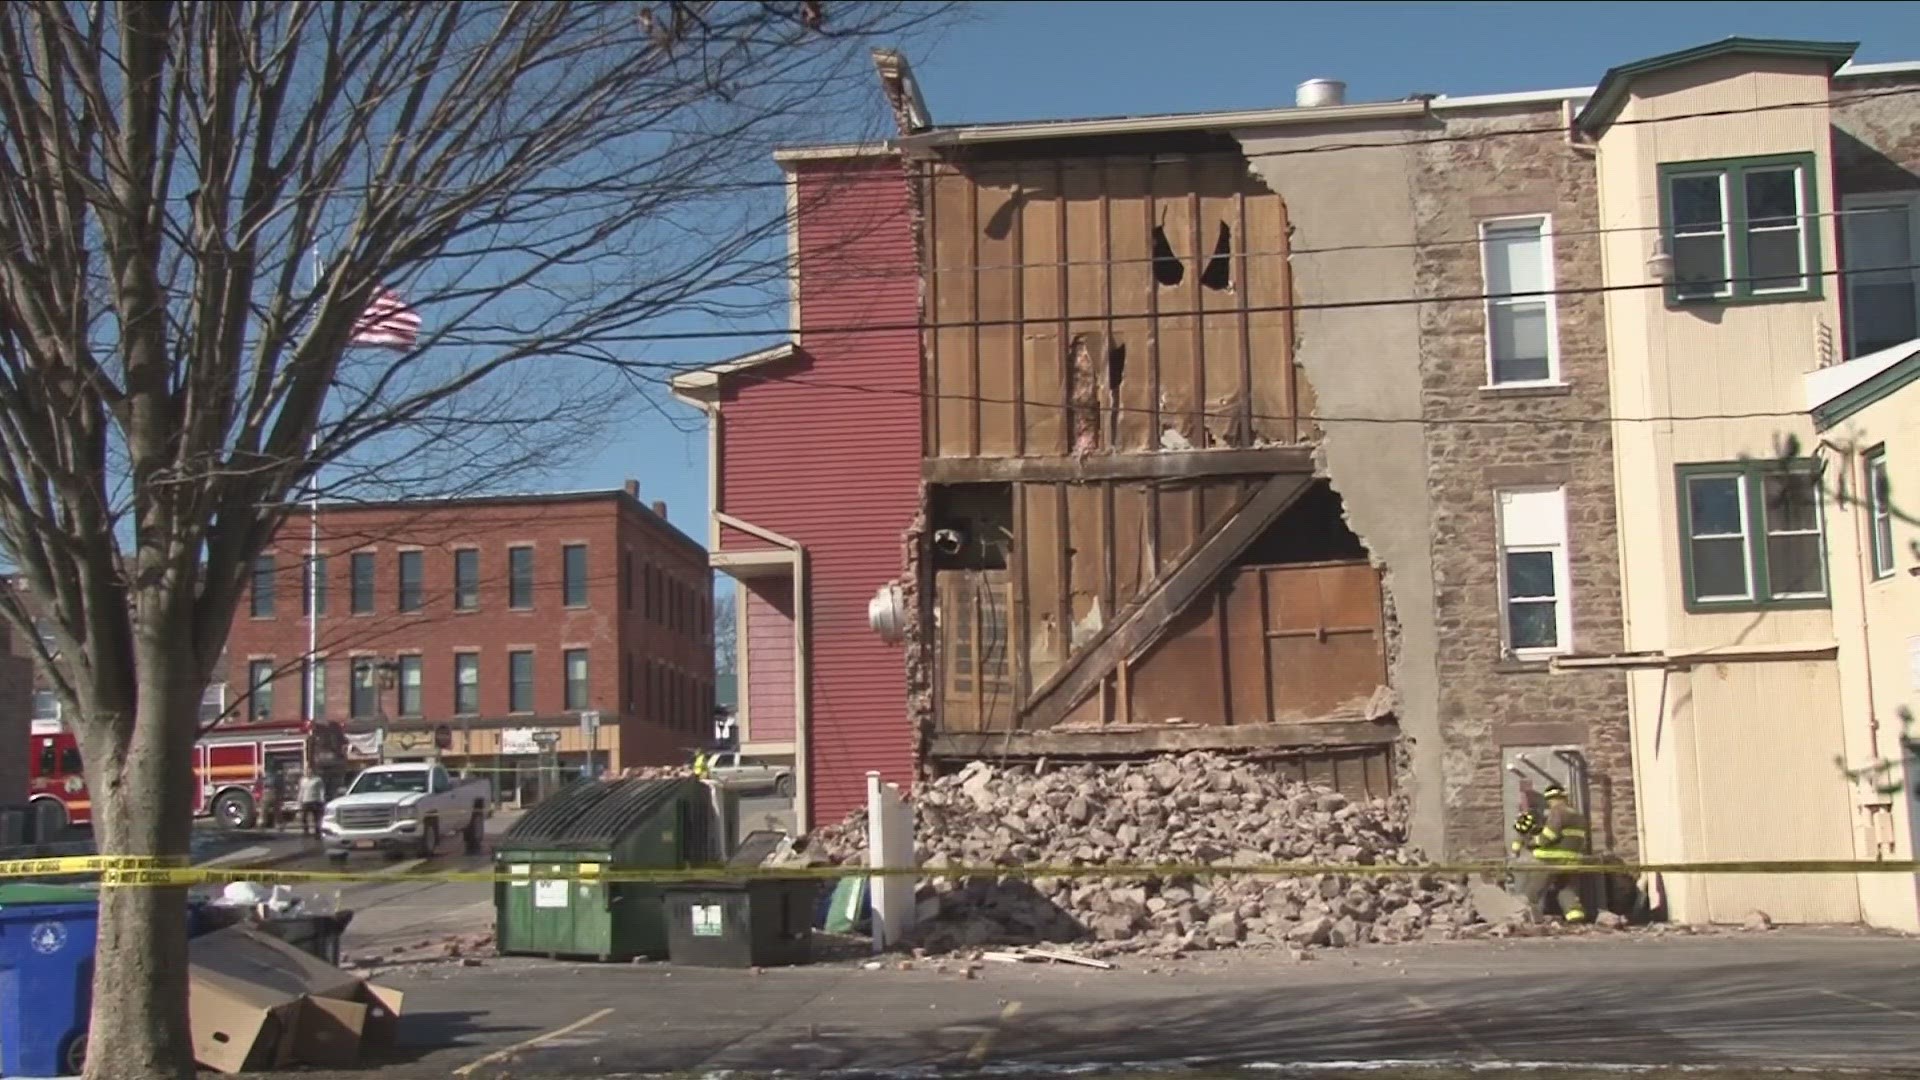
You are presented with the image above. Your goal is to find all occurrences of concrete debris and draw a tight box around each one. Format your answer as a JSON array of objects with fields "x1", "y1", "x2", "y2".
[
  {"x1": 1743, "y1": 909, "x2": 1775, "y2": 932},
  {"x1": 803, "y1": 752, "x2": 1488, "y2": 955}
]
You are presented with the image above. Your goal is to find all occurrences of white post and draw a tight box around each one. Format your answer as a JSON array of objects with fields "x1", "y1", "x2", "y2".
[{"x1": 866, "y1": 770, "x2": 917, "y2": 952}]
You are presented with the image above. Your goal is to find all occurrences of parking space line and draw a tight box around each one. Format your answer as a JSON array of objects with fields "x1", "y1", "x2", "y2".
[
  {"x1": 452, "y1": 1007, "x2": 615, "y2": 1077},
  {"x1": 1818, "y1": 987, "x2": 1920, "y2": 1019},
  {"x1": 1403, "y1": 992, "x2": 1498, "y2": 1059}
]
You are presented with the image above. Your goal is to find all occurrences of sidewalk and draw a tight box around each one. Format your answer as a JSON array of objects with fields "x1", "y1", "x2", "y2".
[{"x1": 356, "y1": 929, "x2": 1920, "y2": 1078}]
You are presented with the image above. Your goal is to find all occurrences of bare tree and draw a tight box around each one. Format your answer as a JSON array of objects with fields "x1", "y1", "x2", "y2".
[
  {"x1": 714, "y1": 585, "x2": 739, "y2": 674},
  {"x1": 0, "y1": 3, "x2": 947, "y2": 1077}
]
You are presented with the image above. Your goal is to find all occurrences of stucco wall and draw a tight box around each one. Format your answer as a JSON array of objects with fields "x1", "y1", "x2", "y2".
[{"x1": 1236, "y1": 120, "x2": 1446, "y2": 854}]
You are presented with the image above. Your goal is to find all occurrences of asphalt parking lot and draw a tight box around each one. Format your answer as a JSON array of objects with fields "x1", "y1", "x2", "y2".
[{"x1": 342, "y1": 929, "x2": 1920, "y2": 1077}]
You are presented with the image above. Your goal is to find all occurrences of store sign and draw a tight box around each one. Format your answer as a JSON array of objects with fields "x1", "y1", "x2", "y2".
[
  {"x1": 381, "y1": 729, "x2": 440, "y2": 757},
  {"x1": 500, "y1": 728, "x2": 546, "y2": 756},
  {"x1": 691, "y1": 904, "x2": 723, "y2": 937}
]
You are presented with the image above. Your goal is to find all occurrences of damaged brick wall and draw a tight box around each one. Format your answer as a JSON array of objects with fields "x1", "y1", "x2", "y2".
[
  {"x1": 1411, "y1": 106, "x2": 1635, "y2": 860},
  {"x1": 1832, "y1": 74, "x2": 1920, "y2": 194}
]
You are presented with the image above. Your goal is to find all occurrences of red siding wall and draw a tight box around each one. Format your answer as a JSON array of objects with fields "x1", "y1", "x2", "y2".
[
  {"x1": 742, "y1": 580, "x2": 795, "y2": 744},
  {"x1": 718, "y1": 156, "x2": 920, "y2": 824}
]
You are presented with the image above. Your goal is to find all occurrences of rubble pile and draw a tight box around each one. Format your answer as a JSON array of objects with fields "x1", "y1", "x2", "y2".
[{"x1": 805, "y1": 753, "x2": 1485, "y2": 956}]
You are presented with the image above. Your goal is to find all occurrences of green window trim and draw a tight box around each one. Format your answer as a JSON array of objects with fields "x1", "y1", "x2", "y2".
[
  {"x1": 1658, "y1": 153, "x2": 1823, "y2": 307},
  {"x1": 1675, "y1": 459, "x2": 1831, "y2": 613}
]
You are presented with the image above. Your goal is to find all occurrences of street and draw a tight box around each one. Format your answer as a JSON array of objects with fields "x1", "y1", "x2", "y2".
[{"x1": 339, "y1": 926, "x2": 1920, "y2": 1076}]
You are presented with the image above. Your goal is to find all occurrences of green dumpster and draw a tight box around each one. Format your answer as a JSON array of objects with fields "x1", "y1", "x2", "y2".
[{"x1": 494, "y1": 777, "x2": 718, "y2": 961}]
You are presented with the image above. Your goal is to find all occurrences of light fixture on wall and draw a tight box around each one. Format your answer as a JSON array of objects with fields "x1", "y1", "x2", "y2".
[{"x1": 1646, "y1": 236, "x2": 1675, "y2": 283}]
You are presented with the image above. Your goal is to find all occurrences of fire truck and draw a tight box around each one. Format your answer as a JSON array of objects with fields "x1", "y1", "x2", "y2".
[{"x1": 29, "y1": 714, "x2": 351, "y2": 834}]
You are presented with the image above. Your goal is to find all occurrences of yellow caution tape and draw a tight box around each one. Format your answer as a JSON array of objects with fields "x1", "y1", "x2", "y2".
[
  {"x1": 0, "y1": 854, "x2": 186, "y2": 879},
  {"x1": 46, "y1": 857, "x2": 1920, "y2": 888}
]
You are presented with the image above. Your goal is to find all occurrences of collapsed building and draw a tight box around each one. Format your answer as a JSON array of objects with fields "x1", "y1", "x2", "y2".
[{"x1": 681, "y1": 40, "x2": 1920, "y2": 931}]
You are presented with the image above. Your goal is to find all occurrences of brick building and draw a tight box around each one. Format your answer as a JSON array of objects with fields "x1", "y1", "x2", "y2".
[{"x1": 224, "y1": 483, "x2": 712, "y2": 793}]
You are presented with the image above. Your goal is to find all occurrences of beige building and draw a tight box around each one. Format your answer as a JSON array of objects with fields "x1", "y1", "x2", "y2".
[
  {"x1": 1808, "y1": 340, "x2": 1920, "y2": 932},
  {"x1": 1576, "y1": 39, "x2": 1920, "y2": 926}
]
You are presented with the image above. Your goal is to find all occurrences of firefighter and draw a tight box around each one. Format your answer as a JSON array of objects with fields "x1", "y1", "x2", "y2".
[
  {"x1": 692, "y1": 748, "x2": 710, "y2": 779},
  {"x1": 1509, "y1": 783, "x2": 1590, "y2": 922}
]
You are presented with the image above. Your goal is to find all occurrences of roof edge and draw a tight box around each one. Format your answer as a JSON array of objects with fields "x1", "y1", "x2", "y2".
[
  {"x1": 772, "y1": 142, "x2": 896, "y2": 166},
  {"x1": 1807, "y1": 339, "x2": 1920, "y2": 430},
  {"x1": 669, "y1": 342, "x2": 798, "y2": 394},
  {"x1": 1576, "y1": 37, "x2": 1859, "y2": 136},
  {"x1": 897, "y1": 99, "x2": 1429, "y2": 150}
]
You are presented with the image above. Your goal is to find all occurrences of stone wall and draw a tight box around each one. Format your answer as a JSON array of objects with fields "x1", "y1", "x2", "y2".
[
  {"x1": 1832, "y1": 74, "x2": 1920, "y2": 195},
  {"x1": 1412, "y1": 106, "x2": 1636, "y2": 859}
]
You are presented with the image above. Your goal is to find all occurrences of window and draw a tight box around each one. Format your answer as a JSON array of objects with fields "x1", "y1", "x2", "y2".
[
  {"x1": 625, "y1": 651, "x2": 636, "y2": 712},
  {"x1": 509, "y1": 546, "x2": 534, "y2": 609},
  {"x1": 199, "y1": 683, "x2": 227, "y2": 725},
  {"x1": 250, "y1": 556, "x2": 276, "y2": 618},
  {"x1": 454, "y1": 549, "x2": 480, "y2": 611},
  {"x1": 1480, "y1": 217, "x2": 1558, "y2": 384},
  {"x1": 398, "y1": 551, "x2": 423, "y2": 613},
  {"x1": 1842, "y1": 194, "x2": 1920, "y2": 357},
  {"x1": 454, "y1": 654, "x2": 480, "y2": 715},
  {"x1": 300, "y1": 658, "x2": 327, "y2": 720},
  {"x1": 1678, "y1": 461, "x2": 1829, "y2": 609},
  {"x1": 508, "y1": 650, "x2": 534, "y2": 713},
  {"x1": 562, "y1": 544, "x2": 588, "y2": 607},
  {"x1": 32, "y1": 690, "x2": 59, "y2": 722},
  {"x1": 351, "y1": 552, "x2": 375, "y2": 614},
  {"x1": 1661, "y1": 155, "x2": 1818, "y2": 303},
  {"x1": 1867, "y1": 448, "x2": 1895, "y2": 580},
  {"x1": 564, "y1": 649, "x2": 590, "y2": 710},
  {"x1": 622, "y1": 552, "x2": 634, "y2": 610},
  {"x1": 303, "y1": 555, "x2": 328, "y2": 617},
  {"x1": 397, "y1": 655, "x2": 423, "y2": 715},
  {"x1": 350, "y1": 657, "x2": 378, "y2": 719},
  {"x1": 248, "y1": 660, "x2": 275, "y2": 721},
  {"x1": 1496, "y1": 488, "x2": 1571, "y2": 656},
  {"x1": 33, "y1": 617, "x2": 57, "y2": 658},
  {"x1": 645, "y1": 565, "x2": 658, "y2": 622}
]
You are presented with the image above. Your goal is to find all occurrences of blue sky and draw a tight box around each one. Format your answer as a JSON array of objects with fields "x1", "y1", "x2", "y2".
[{"x1": 582, "y1": 1, "x2": 1918, "y2": 550}]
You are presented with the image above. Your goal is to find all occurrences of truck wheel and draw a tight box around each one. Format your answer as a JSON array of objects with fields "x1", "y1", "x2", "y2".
[
  {"x1": 775, "y1": 774, "x2": 795, "y2": 799},
  {"x1": 31, "y1": 797, "x2": 68, "y2": 840},
  {"x1": 419, "y1": 819, "x2": 439, "y2": 859},
  {"x1": 213, "y1": 790, "x2": 256, "y2": 831}
]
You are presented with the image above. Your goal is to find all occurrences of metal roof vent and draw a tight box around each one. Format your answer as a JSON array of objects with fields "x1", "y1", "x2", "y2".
[{"x1": 1296, "y1": 79, "x2": 1347, "y2": 108}]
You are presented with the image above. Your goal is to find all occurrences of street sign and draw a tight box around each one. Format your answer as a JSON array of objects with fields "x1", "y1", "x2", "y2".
[{"x1": 579, "y1": 710, "x2": 601, "y2": 737}]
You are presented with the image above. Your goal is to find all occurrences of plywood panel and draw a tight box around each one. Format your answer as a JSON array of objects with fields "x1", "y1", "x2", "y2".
[
  {"x1": 1128, "y1": 589, "x2": 1226, "y2": 726},
  {"x1": 975, "y1": 170, "x2": 1021, "y2": 457},
  {"x1": 1019, "y1": 483, "x2": 1065, "y2": 687},
  {"x1": 1065, "y1": 483, "x2": 1106, "y2": 656},
  {"x1": 1152, "y1": 161, "x2": 1199, "y2": 450},
  {"x1": 1156, "y1": 482, "x2": 1197, "y2": 576},
  {"x1": 1063, "y1": 162, "x2": 1109, "y2": 455},
  {"x1": 1221, "y1": 567, "x2": 1269, "y2": 726},
  {"x1": 1198, "y1": 160, "x2": 1247, "y2": 447},
  {"x1": 1108, "y1": 161, "x2": 1154, "y2": 450},
  {"x1": 930, "y1": 168, "x2": 976, "y2": 457},
  {"x1": 1262, "y1": 561, "x2": 1387, "y2": 721},
  {"x1": 1112, "y1": 481, "x2": 1151, "y2": 609},
  {"x1": 1020, "y1": 164, "x2": 1067, "y2": 455},
  {"x1": 1242, "y1": 176, "x2": 1296, "y2": 444}
]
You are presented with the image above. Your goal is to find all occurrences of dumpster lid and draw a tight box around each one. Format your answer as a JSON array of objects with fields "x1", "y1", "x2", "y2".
[
  {"x1": 500, "y1": 776, "x2": 695, "y2": 851},
  {"x1": 0, "y1": 881, "x2": 98, "y2": 906},
  {"x1": 727, "y1": 830, "x2": 790, "y2": 868}
]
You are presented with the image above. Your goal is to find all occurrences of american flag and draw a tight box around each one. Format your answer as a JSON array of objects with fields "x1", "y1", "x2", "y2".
[{"x1": 349, "y1": 286, "x2": 422, "y2": 349}]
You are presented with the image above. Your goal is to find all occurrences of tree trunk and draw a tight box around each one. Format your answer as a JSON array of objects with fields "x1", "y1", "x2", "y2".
[{"x1": 83, "y1": 655, "x2": 200, "y2": 1080}]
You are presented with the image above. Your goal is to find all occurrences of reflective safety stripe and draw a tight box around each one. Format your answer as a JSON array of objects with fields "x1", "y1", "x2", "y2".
[
  {"x1": 1533, "y1": 849, "x2": 1582, "y2": 862},
  {"x1": 1562, "y1": 827, "x2": 1589, "y2": 837},
  {"x1": 1539, "y1": 827, "x2": 1561, "y2": 842}
]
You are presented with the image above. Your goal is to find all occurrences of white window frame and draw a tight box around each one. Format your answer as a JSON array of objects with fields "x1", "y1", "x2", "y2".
[
  {"x1": 1684, "y1": 472, "x2": 1755, "y2": 603},
  {"x1": 1759, "y1": 468, "x2": 1829, "y2": 600},
  {"x1": 1842, "y1": 192, "x2": 1920, "y2": 359},
  {"x1": 1866, "y1": 447, "x2": 1894, "y2": 580},
  {"x1": 1478, "y1": 215, "x2": 1562, "y2": 388},
  {"x1": 1667, "y1": 170, "x2": 1734, "y2": 301},
  {"x1": 1495, "y1": 486, "x2": 1573, "y2": 658},
  {"x1": 32, "y1": 689, "x2": 60, "y2": 723},
  {"x1": 1743, "y1": 165, "x2": 1810, "y2": 296}
]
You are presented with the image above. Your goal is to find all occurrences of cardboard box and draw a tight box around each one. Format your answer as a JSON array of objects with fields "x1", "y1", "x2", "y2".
[{"x1": 187, "y1": 926, "x2": 404, "y2": 1073}]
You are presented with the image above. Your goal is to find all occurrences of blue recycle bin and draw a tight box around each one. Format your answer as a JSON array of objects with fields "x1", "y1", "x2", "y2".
[{"x1": 0, "y1": 902, "x2": 98, "y2": 1077}]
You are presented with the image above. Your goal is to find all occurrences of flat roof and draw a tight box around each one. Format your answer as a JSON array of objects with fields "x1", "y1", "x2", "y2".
[{"x1": 304, "y1": 488, "x2": 708, "y2": 556}]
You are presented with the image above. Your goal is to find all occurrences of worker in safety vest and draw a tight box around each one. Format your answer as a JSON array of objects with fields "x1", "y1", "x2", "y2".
[
  {"x1": 692, "y1": 749, "x2": 710, "y2": 779},
  {"x1": 1509, "y1": 784, "x2": 1590, "y2": 922}
]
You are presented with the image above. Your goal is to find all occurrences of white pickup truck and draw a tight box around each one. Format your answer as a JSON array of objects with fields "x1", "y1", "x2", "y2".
[{"x1": 321, "y1": 762, "x2": 489, "y2": 861}]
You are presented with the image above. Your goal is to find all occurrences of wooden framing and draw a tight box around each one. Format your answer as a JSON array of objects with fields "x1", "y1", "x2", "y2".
[{"x1": 923, "y1": 447, "x2": 1313, "y2": 484}]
